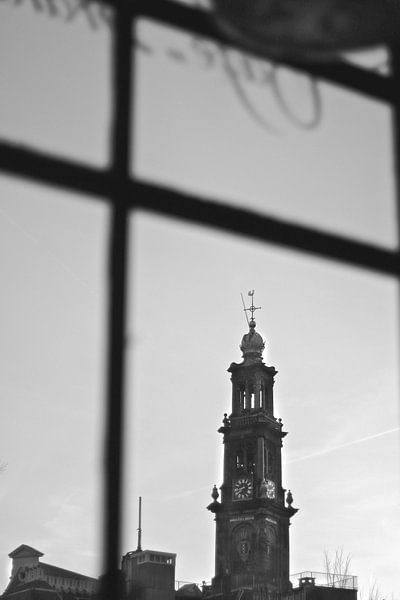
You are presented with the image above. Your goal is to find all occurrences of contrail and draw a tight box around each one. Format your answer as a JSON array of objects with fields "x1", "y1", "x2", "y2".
[
  {"x1": 285, "y1": 426, "x2": 400, "y2": 465},
  {"x1": 164, "y1": 485, "x2": 211, "y2": 502}
]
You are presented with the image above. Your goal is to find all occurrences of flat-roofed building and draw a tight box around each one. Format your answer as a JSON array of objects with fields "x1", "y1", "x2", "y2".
[{"x1": 122, "y1": 549, "x2": 176, "y2": 600}]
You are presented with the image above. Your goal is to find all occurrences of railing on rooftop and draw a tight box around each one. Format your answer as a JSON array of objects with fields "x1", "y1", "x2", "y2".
[{"x1": 291, "y1": 571, "x2": 358, "y2": 590}]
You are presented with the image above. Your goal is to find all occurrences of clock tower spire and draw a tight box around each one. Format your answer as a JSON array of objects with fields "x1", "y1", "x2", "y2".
[{"x1": 207, "y1": 293, "x2": 297, "y2": 599}]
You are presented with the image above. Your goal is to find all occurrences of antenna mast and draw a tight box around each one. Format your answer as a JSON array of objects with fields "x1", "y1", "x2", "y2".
[{"x1": 136, "y1": 496, "x2": 142, "y2": 552}]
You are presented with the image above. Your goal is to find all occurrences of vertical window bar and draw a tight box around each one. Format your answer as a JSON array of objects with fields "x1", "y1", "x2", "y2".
[
  {"x1": 101, "y1": 1, "x2": 133, "y2": 597},
  {"x1": 390, "y1": 47, "x2": 400, "y2": 455},
  {"x1": 391, "y1": 45, "x2": 400, "y2": 249}
]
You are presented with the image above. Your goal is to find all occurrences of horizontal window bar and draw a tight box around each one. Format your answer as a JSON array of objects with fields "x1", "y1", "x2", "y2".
[{"x1": 0, "y1": 140, "x2": 398, "y2": 276}]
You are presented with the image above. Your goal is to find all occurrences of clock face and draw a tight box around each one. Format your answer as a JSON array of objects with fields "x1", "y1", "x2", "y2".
[
  {"x1": 266, "y1": 479, "x2": 276, "y2": 499},
  {"x1": 233, "y1": 477, "x2": 253, "y2": 500}
]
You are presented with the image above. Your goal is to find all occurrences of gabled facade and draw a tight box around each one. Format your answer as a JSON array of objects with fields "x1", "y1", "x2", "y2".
[{"x1": 2, "y1": 545, "x2": 97, "y2": 600}]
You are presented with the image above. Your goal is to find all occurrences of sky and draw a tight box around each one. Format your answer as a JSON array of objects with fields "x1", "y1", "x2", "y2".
[{"x1": 0, "y1": 1, "x2": 399, "y2": 599}]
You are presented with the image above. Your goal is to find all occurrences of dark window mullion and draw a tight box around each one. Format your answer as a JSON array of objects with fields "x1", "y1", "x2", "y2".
[
  {"x1": 102, "y1": 0, "x2": 133, "y2": 596},
  {"x1": 390, "y1": 45, "x2": 400, "y2": 250}
]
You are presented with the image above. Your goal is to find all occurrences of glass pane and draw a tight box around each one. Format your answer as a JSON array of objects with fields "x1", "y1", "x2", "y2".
[
  {"x1": 0, "y1": 1, "x2": 112, "y2": 166},
  {"x1": 133, "y1": 21, "x2": 397, "y2": 250},
  {"x1": 0, "y1": 175, "x2": 108, "y2": 588},
  {"x1": 125, "y1": 212, "x2": 399, "y2": 598}
]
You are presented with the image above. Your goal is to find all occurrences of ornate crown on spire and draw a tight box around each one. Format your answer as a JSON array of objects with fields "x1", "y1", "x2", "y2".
[{"x1": 240, "y1": 320, "x2": 265, "y2": 362}]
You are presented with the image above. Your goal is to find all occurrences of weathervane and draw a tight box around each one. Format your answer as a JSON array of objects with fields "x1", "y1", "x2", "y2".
[{"x1": 240, "y1": 290, "x2": 261, "y2": 326}]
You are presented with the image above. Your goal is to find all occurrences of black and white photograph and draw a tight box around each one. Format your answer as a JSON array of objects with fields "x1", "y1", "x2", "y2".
[{"x1": 0, "y1": 1, "x2": 399, "y2": 599}]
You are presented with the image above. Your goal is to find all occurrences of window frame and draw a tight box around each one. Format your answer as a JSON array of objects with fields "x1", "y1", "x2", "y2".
[{"x1": 0, "y1": 1, "x2": 399, "y2": 597}]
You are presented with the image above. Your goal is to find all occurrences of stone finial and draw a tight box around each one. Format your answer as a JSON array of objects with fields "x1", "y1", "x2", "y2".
[
  {"x1": 207, "y1": 485, "x2": 221, "y2": 513},
  {"x1": 286, "y1": 489, "x2": 293, "y2": 507},
  {"x1": 211, "y1": 485, "x2": 219, "y2": 501}
]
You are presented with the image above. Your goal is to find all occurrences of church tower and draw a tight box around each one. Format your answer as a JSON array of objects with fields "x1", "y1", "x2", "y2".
[{"x1": 207, "y1": 293, "x2": 297, "y2": 599}]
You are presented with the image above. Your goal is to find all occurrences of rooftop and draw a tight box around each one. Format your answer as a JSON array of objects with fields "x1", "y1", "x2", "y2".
[
  {"x1": 39, "y1": 563, "x2": 97, "y2": 583},
  {"x1": 290, "y1": 572, "x2": 358, "y2": 591}
]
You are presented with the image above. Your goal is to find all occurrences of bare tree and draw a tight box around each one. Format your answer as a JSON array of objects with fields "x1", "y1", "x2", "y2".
[
  {"x1": 358, "y1": 580, "x2": 382, "y2": 600},
  {"x1": 0, "y1": 460, "x2": 7, "y2": 473},
  {"x1": 323, "y1": 548, "x2": 352, "y2": 587},
  {"x1": 368, "y1": 581, "x2": 381, "y2": 600},
  {"x1": 324, "y1": 550, "x2": 398, "y2": 600}
]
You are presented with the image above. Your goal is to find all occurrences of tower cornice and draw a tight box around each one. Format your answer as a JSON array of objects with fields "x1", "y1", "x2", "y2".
[
  {"x1": 228, "y1": 413, "x2": 283, "y2": 431},
  {"x1": 228, "y1": 362, "x2": 277, "y2": 376},
  {"x1": 213, "y1": 501, "x2": 299, "y2": 519}
]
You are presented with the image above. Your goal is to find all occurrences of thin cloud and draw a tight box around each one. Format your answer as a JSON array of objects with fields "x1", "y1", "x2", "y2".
[
  {"x1": 285, "y1": 427, "x2": 400, "y2": 465},
  {"x1": 164, "y1": 485, "x2": 211, "y2": 502}
]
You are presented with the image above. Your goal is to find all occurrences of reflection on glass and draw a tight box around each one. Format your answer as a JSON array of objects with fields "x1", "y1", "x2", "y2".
[
  {"x1": 133, "y1": 21, "x2": 397, "y2": 250},
  {"x1": 343, "y1": 47, "x2": 390, "y2": 75},
  {"x1": 125, "y1": 212, "x2": 399, "y2": 598},
  {"x1": 162, "y1": 0, "x2": 211, "y2": 7},
  {"x1": 0, "y1": 175, "x2": 108, "y2": 590},
  {"x1": 0, "y1": 1, "x2": 112, "y2": 166}
]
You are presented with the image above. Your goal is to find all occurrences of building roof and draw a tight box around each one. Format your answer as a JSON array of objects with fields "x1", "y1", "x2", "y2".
[
  {"x1": 2, "y1": 560, "x2": 97, "y2": 599},
  {"x1": 39, "y1": 564, "x2": 97, "y2": 583},
  {"x1": 131, "y1": 549, "x2": 176, "y2": 557},
  {"x1": 8, "y1": 547, "x2": 44, "y2": 560},
  {"x1": 2, "y1": 578, "x2": 61, "y2": 599},
  {"x1": 7, "y1": 545, "x2": 96, "y2": 584},
  {"x1": 3, "y1": 589, "x2": 61, "y2": 600},
  {"x1": 176, "y1": 583, "x2": 202, "y2": 597}
]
